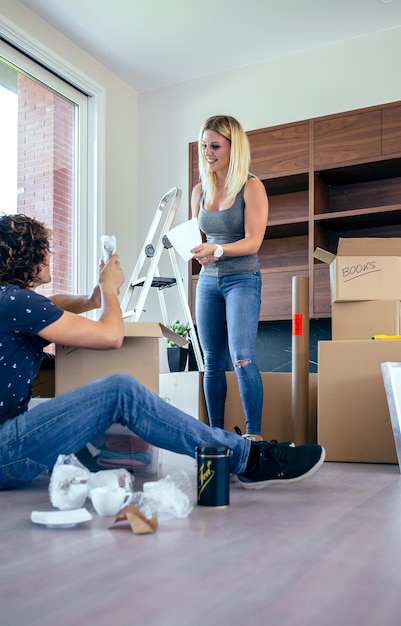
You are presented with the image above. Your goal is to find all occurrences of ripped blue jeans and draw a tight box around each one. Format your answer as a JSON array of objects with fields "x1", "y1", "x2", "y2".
[{"x1": 196, "y1": 272, "x2": 263, "y2": 435}]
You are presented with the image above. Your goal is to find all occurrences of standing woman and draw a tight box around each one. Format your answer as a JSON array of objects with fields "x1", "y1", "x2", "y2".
[{"x1": 191, "y1": 115, "x2": 268, "y2": 441}]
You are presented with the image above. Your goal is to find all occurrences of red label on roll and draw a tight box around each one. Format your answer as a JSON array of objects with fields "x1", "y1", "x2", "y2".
[{"x1": 292, "y1": 314, "x2": 303, "y2": 336}]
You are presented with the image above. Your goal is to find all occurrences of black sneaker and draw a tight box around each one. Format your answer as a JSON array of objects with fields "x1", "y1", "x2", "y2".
[{"x1": 237, "y1": 441, "x2": 325, "y2": 489}]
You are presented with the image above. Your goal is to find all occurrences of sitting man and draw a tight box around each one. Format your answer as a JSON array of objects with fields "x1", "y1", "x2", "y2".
[{"x1": 0, "y1": 213, "x2": 325, "y2": 491}]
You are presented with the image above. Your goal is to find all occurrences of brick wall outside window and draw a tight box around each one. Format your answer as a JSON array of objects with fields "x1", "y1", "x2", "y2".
[{"x1": 17, "y1": 74, "x2": 75, "y2": 299}]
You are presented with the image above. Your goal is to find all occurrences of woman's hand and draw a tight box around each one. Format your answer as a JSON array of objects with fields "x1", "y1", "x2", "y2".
[
  {"x1": 198, "y1": 255, "x2": 218, "y2": 266},
  {"x1": 191, "y1": 243, "x2": 218, "y2": 265}
]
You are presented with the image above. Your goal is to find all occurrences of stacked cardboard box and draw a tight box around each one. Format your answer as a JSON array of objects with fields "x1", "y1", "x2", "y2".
[
  {"x1": 315, "y1": 238, "x2": 401, "y2": 463},
  {"x1": 315, "y1": 238, "x2": 401, "y2": 340}
]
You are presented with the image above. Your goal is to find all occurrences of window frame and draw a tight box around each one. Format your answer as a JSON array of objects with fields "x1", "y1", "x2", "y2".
[{"x1": 0, "y1": 19, "x2": 105, "y2": 297}]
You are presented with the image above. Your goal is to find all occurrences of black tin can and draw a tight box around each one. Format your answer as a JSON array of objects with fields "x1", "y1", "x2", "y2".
[{"x1": 196, "y1": 445, "x2": 230, "y2": 507}]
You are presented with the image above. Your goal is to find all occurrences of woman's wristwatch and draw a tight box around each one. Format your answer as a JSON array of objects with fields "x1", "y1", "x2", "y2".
[{"x1": 213, "y1": 244, "x2": 224, "y2": 258}]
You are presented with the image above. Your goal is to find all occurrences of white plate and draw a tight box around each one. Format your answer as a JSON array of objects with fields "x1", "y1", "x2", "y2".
[{"x1": 31, "y1": 507, "x2": 93, "y2": 528}]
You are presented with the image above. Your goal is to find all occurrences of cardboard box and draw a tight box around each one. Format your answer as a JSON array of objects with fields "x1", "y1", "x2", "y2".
[
  {"x1": 55, "y1": 322, "x2": 184, "y2": 476},
  {"x1": 199, "y1": 372, "x2": 318, "y2": 444},
  {"x1": 332, "y1": 300, "x2": 401, "y2": 340},
  {"x1": 314, "y1": 238, "x2": 401, "y2": 302},
  {"x1": 55, "y1": 322, "x2": 184, "y2": 396},
  {"x1": 318, "y1": 339, "x2": 400, "y2": 463},
  {"x1": 33, "y1": 352, "x2": 55, "y2": 397},
  {"x1": 33, "y1": 368, "x2": 55, "y2": 398}
]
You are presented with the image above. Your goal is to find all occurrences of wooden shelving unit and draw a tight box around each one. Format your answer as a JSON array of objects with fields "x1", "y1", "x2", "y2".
[{"x1": 188, "y1": 101, "x2": 401, "y2": 322}]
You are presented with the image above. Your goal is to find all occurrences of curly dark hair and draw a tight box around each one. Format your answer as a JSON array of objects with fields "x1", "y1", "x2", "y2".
[{"x1": 0, "y1": 213, "x2": 52, "y2": 288}]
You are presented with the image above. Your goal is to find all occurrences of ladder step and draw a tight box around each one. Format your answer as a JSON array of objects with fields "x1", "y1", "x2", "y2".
[
  {"x1": 131, "y1": 276, "x2": 177, "y2": 289},
  {"x1": 120, "y1": 186, "x2": 203, "y2": 370}
]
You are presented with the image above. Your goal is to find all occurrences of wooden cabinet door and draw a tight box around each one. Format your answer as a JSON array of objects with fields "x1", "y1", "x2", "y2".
[
  {"x1": 314, "y1": 110, "x2": 381, "y2": 168},
  {"x1": 260, "y1": 268, "x2": 309, "y2": 321},
  {"x1": 248, "y1": 122, "x2": 309, "y2": 179},
  {"x1": 382, "y1": 104, "x2": 401, "y2": 156}
]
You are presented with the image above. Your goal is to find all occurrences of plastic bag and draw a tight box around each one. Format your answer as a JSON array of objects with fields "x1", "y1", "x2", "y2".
[
  {"x1": 49, "y1": 454, "x2": 90, "y2": 511},
  {"x1": 88, "y1": 468, "x2": 134, "y2": 494},
  {"x1": 131, "y1": 470, "x2": 194, "y2": 522}
]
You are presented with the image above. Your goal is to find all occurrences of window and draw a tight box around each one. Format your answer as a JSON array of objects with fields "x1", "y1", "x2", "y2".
[{"x1": 0, "y1": 35, "x2": 104, "y2": 300}]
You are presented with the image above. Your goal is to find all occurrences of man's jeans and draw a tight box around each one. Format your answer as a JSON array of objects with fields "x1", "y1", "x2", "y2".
[
  {"x1": 0, "y1": 373, "x2": 250, "y2": 489},
  {"x1": 196, "y1": 272, "x2": 263, "y2": 433}
]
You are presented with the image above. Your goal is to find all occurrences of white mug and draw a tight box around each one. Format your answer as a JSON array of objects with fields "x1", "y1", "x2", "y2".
[{"x1": 90, "y1": 487, "x2": 132, "y2": 516}]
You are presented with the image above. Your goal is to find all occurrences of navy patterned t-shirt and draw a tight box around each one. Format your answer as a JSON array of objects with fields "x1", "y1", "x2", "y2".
[{"x1": 0, "y1": 284, "x2": 63, "y2": 423}]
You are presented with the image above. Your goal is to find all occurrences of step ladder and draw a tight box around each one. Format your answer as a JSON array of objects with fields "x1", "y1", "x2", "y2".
[{"x1": 120, "y1": 187, "x2": 204, "y2": 371}]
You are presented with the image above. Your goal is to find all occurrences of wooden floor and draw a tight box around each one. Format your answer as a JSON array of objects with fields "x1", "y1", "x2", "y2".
[{"x1": 2, "y1": 454, "x2": 401, "y2": 626}]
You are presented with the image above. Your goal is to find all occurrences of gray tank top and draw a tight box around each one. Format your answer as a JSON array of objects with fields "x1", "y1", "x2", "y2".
[{"x1": 197, "y1": 179, "x2": 260, "y2": 276}]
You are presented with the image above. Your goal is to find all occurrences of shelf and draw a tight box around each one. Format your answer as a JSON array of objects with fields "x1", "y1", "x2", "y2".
[
  {"x1": 314, "y1": 205, "x2": 401, "y2": 230},
  {"x1": 316, "y1": 158, "x2": 401, "y2": 186},
  {"x1": 262, "y1": 264, "x2": 309, "y2": 274},
  {"x1": 266, "y1": 219, "x2": 308, "y2": 239},
  {"x1": 262, "y1": 172, "x2": 308, "y2": 195}
]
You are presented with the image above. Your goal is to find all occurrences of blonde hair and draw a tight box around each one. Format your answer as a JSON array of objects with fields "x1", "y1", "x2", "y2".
[{"x1": 198, "y1": 115, "x2": 250, "y2": 206}]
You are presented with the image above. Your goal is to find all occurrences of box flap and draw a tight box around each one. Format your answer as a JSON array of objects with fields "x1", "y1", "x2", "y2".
[
  {"x1": 123, "y1": 322, "x2": 188, "y2": 346},
  {"x1": 313, "y1": 247, "x2": 336, "y2": 264},
  {"x1": 337, "y1": 237, "x2": 401, "y2": 257}
]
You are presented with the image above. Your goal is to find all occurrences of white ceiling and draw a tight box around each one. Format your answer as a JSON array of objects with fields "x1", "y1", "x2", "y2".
[{"x1": 18, "y1": 0, "x2": 401, "y2": 92}]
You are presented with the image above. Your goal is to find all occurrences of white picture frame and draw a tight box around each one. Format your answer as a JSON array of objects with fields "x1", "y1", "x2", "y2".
[{"x1": 381, "y1": 362, "x2": 401, "y2": 473}]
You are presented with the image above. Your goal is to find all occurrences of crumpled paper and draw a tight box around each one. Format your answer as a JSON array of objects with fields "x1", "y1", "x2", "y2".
[
  {"x1": 100, "y1": 235, "x2": 117, "y2": 263},
  {"x1": 111, "y1": 504, "x2": 158, "y2": 534}
]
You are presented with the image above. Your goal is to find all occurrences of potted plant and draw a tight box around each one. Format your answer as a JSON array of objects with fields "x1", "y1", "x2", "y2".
[{"x1": 166, "y1": 319, "x2": 190, "y2": 372}]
